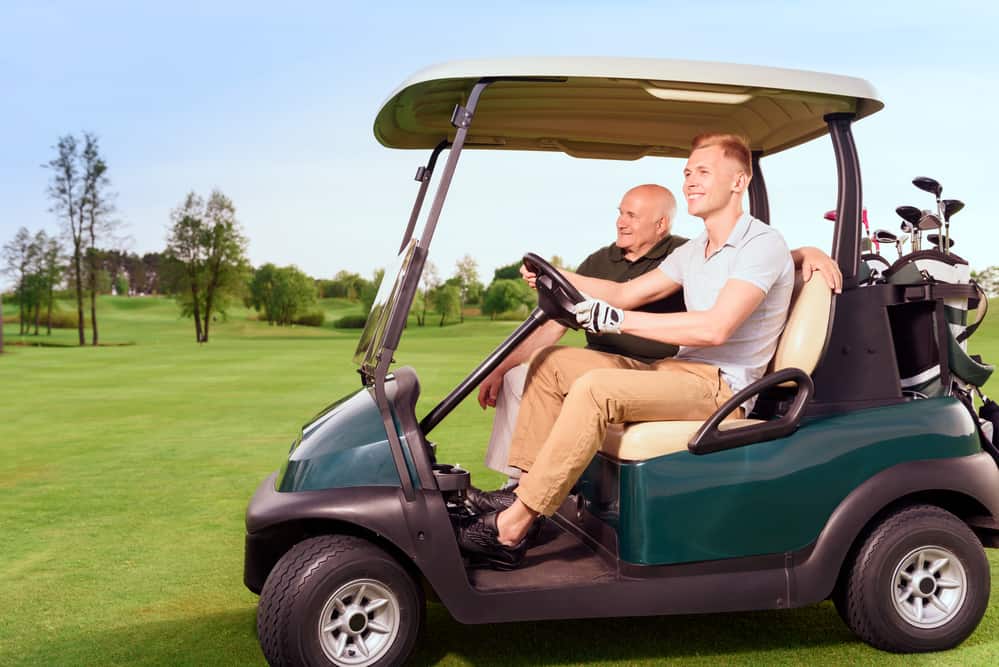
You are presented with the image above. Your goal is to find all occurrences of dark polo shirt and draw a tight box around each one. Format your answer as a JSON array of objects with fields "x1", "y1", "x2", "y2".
[{"x1": 576, "y1": 234, "x2": 688, "y2": 363}]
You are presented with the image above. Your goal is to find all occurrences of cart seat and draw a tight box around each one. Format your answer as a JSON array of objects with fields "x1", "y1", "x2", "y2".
[{"x1": 601, "y1": 273, "x2": 832, "y2": 461}]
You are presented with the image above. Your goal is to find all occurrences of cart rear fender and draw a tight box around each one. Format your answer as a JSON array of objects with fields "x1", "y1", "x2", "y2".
[{"x1": 792, "y1": 452, "x2": 999, "y2": 605}]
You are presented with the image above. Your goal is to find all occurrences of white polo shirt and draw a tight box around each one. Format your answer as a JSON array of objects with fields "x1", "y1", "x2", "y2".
[{"x1": 658, "y1": 213, "x2": 794, "y2": 406}]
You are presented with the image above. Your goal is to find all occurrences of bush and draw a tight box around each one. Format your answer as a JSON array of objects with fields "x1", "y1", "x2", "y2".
[
  {"x1": 334, "y1": 314, "x2": 368, "y2": 329},
  {"x1": 5, "y1": 308, "x2": 79, "y2": 329},
  {"x1": 292, "y1": 310, "x2": 325, "y2": 327},
  {"x1": 47, "y1": 309, "x2": 80, "y2": 329}
]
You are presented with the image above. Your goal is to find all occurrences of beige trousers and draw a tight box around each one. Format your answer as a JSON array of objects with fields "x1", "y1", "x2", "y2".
[{"x1": 509, "y1": 346, "x2": 737, "y2": 516}]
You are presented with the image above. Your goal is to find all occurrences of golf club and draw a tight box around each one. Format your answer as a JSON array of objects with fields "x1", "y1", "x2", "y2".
[
  {"x1": 896, "y1": 205, "x2": 921, "y2": 251},
  {"x1": 926, "y1": 233, "x2": 955, "y2": 250},
  {"x1": 873, "y1": 229, "x2": 903, "y2": 259},
  {"x1": 912, "y1": 176, "x2": 948, "y2": 254},
  {"x1": 917, "y1": 210, "x2": 942, "y2": 253},
  {"x1": 942, "y1": 198, "x2": 964, "y2": 252},
  {"x1": 900, "y1": 220, "x2": 917, "y2": 252}
]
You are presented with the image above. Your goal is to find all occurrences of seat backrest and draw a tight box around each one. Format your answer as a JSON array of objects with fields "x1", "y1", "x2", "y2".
[{"x1": 769, "y1": 273, "x2": 833, "y2": 375}]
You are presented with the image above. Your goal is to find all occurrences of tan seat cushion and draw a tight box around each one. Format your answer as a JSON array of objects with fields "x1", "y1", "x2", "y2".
[{"x1": 602, "y1": 419, "x2": 765, "y2": 461}]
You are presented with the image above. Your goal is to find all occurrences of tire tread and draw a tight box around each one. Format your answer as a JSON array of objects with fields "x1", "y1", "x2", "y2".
[
  {"x1": 838, "y1": 504, "x2": 988, "y2": 653},
  {"x1": 257, "y1": 535, "x2": 371, "y2": 666}
]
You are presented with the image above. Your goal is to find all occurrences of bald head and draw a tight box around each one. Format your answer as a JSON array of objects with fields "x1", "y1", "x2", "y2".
[{"x1": 615, "y1": 184, "x2": 677, "y2": 260}]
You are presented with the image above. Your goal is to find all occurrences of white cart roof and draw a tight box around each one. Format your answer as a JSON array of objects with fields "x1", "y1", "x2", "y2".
[{"x1": 374, "y1": 57, "x2": 883, "y2": 160}]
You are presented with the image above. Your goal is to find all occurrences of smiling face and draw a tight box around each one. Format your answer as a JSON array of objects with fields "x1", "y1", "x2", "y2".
[
  {"x1": 683, "y1": 143, "x2": 749, "y2": 221},
  {"x1": 614, "y1": 185, "x2": 675, "y2": 260}
]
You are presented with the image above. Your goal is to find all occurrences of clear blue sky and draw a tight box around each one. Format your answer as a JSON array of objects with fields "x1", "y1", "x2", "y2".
[{"x1": 2, "y1": 0, "x2": 997, "y2": 289}]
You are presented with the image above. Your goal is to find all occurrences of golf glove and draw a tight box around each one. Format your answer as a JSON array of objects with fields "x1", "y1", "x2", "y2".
[{"x1": 573, "y1": 298, "x2": 623, "y2": 335}]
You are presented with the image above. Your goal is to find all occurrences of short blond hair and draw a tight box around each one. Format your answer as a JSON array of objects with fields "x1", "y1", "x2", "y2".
[{"x1": 691, "y1": 133, "x2": 753, "y2": 178}]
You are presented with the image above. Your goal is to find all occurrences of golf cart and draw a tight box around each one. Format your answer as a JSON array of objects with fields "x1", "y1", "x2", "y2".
[{"x1": 243, "y1": 58, "x2": 999, "y2": 666}]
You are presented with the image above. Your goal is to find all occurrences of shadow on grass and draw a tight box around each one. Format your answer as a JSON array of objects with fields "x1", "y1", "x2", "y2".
[
  {"x1": 2, "y1": 339, "x2": 136, "y2": 348},
  {"x1": 409, "y1": 601, "x2": 857, "y2": 666},
  {"x1": 9, "y1": 602, "x2": 856, "y2": 667}
]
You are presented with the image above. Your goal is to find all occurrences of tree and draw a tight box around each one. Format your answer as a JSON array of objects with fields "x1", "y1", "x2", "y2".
[
  {"x1": 360, "y1": 268, "x2": 385, "y2": 315},
  {"x1": 417, "y1": 261, "x2": 440, "y2": 326},
  {"x1": 45, "y1": 132, "x2": 116, "y2": 346},
  {"x1": 114, "y1": 274, "x2": 129, "y2": 297},
  {"x1": 141, "y1": 252, "x2": 165, "y2": 294},
  {"x1": 165, "y1": 190, "x2": 249, "y2": 343},
  {"x1": 79, "y1": 134, "x2": 116, "y2": 345},
  {"x1": 972, "y1": 266, "x2": 999, "y2": 298},
  {"x1": 481, "y1": 278, "x2": 534, "y2": 320},
  {"x1": 1, "y1": 228, "x2": 36, "y2": 335},
  {"x1": 248, "y1": 264, "x2": 318, "y2": 325},
  {"x1": 46, "y1": 135, "x2": 83, "y2": 344},
  {"x1": 432, "y1": 283, "x2": 461, "y2": 326},
  {"x1": 452, "y1": 254, "x2": 479, "y2": 323},
  {"x1": 34, "y1": 231, "x2": 64, "y2": 335},
  {"x1": 493, "y1": 260, "x2": 523, "y2": 281}
]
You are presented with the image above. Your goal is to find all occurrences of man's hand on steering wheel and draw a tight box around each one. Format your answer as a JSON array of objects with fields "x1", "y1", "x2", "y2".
[
  {"x1": 519, "y1": 263, "x2": 538, "y2": 290},
  {"x1": 520, "y1": 253, "x2": 585, "y2": 329},
  {"x1": 573, "y1": 298, "x2": 624, "y2": 335}
]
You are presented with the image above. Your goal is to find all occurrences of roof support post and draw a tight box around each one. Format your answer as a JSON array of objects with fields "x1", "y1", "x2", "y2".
[
  {"x1": 371, "y1": 80, "x2": 493, "y2": 500},
  {"x1": 826, "y1": 113, "x2": 862, "y2": 288},
  {"x1": 748, "y1": 151, "x2": 770, "y2": 224},
  {"x1": 398, "y1": 140, "x2": 449, "y2": 254}
]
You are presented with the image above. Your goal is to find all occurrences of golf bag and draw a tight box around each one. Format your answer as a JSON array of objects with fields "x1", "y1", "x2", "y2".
[{"x1": 884, "y1": 249, "x2": 993, "y2": 398}]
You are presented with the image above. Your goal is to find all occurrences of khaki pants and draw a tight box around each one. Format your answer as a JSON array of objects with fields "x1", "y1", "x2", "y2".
[{"x1": 509, "y1": 346, "x2": 737, "y2": 516}]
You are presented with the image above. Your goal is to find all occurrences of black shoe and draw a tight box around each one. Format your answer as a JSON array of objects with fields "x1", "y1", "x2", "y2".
[
  {"x1": 455, "y1": 511, "x2": 527, "y2": 570},
  {"x1": 465, "y1": 487, "x2": 518, "y2": 514}
]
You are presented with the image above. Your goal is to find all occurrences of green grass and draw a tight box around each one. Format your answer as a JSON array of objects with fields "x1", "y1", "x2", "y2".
[{"x1": 2, "y1": 295, "x2": 999, "y2": 666}]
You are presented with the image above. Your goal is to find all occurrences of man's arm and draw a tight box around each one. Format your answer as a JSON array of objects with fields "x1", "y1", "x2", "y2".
[
  {"x1": 477, "y1": 319, "x2": 566, "y2": 408},
  {"x1": 614, "y1": 279, "x2": 766, "y2": 346},
  {"x1": 521, "y1": 263, "x2": 681, "y2": 310}
]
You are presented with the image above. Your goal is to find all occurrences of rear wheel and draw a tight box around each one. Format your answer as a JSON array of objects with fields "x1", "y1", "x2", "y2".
[
  {"x1": 836, "y1": 504, "x2": 989, "y2": 652},
  {"x1": 257, "y1": 535, "x2": 424, "y2": 666}
]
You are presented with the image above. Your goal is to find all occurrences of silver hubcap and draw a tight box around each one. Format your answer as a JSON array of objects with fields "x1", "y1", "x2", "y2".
[
  {"x1": 317, "y1": 578, "x2": 400, "y2": 666},
  {"x1": 890, "y1": 545, "x2": 967, "y2": 629}
]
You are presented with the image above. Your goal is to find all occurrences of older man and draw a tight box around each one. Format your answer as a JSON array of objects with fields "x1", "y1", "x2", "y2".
[
  {"x1": 461, "y1": 134, "x2": 811, "y2": 568},
  {"x1": 475, "y1": 182, "x2": 841, "y2": 495}
]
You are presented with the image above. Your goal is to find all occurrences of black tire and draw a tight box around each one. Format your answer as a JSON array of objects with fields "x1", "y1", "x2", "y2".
[
  {"x1": 257, "y1": 535, "x2": 424, "y2": 667},
  {"x1": 836, "y1": 504, "x2": 990, "y2": 652}
]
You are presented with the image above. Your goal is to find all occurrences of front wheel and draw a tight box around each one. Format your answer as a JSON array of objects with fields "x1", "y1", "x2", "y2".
[
  {"x1": 257, "y1": 535, "x2": 424, "y2": 666},
  {"x1": 836, "y1": 504, "x2": 990, "y2": 652}
]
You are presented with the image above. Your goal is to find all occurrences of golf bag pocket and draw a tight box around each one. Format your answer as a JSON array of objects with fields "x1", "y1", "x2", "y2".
[{"x1": 888, "y1": 301, "x2": 945, "y2": 397}]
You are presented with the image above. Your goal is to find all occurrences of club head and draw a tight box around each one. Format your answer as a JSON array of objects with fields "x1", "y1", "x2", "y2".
[
  {"x1": 917, "y1": 212, "x2": 942, "y2": 231},
  {"x1": 943, "y1": 199, "x2": 965, "y2": 221},
  {"x1": 913, "y1": 176, "x2": 942, "y2": 198},
  {"x1": 927, "y1": 233, "x2": 955, "y2": 249},
  {"x1": 873, "y1": 229, "x2": 898, "y2": 244},
  {"x1": 899, "y1": 220, "x2": 915, "y2": 234},
  {"x1": 895, "y1": 205, "x2": 921, "y2": 225}
]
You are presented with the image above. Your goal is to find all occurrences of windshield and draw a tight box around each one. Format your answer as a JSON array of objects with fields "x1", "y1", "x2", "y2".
[{"x1": 353, "y1": 239, "x2": 420, "y2": 374}]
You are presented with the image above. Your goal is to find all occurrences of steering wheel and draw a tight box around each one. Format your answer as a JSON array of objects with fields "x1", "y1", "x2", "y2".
[{"x1": 522, "y1": 252, "x2": 585, "y2": 329}]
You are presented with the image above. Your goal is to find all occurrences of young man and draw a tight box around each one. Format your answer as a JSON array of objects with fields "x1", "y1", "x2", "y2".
[
  {"x1": 477, "y1": 185, "x2": 841, "y2": 492},
  {"x1": 460, "y1": 134, "x2": 798, "y2": 568}
]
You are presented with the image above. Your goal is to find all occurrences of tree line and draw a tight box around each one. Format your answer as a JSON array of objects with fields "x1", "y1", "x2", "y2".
[
  {"x1": 20, "y1": 131, "x2": 999, "y2": 351},
  {"x1": 0, "y1": 129, "x2": 551, "y2": 350}
]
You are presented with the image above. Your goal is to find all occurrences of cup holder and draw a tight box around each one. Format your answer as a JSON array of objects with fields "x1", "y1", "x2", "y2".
[{"x1": 433, "y1": 464, "x2": 470, "y2": 492}]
